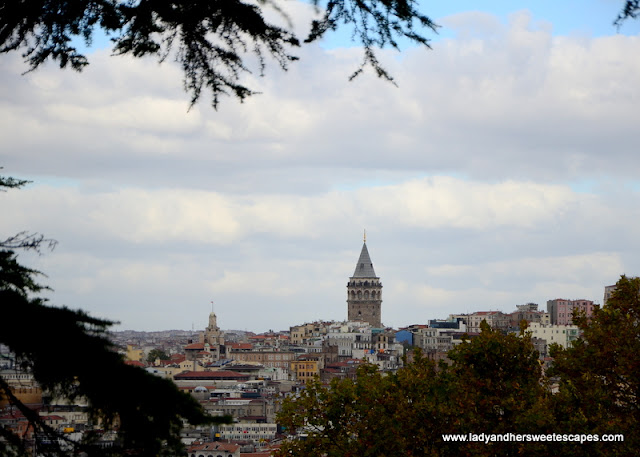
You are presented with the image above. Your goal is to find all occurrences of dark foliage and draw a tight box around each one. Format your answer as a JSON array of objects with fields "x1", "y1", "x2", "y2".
[
  {"x1": 0, "y1": 176, "x2": 229, "y2": 456},
  {"x1": 0, "y1": 248, "x2": 226, "y2": 456},
  {"x1": 277, "y1": 326, "x2": 554, "y2": 457},
  {"x1": 0, "y1": 0, "x2": 437, "y2": 107},
  {"x1": 616, "y1": 0, "x2": 640, "y2": 25},
  {"x1": 549, "y1": 275, "x2": 640, "y2": 456}
]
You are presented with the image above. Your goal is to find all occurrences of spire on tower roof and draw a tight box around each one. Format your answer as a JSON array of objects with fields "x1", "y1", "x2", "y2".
[{"x1": 352, "y1": 242, "x2": 377, "y2": 278}]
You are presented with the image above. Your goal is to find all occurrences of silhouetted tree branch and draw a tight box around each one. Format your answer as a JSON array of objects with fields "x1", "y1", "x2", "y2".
[
  {"x1": 1, "y1": 174, "x2": 230, "y2": 456},
  {"x1": 0, "y1": 0, "x2": 438, "y2": 108},
  {"x1": 616, "y1": 0, "x2": 640, "y2": 26}
]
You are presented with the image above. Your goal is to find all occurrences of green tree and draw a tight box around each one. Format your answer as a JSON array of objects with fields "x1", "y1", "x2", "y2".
[
  {"x1": 0, "y1": 176, "x2": 229, "y2": 456},
  {"x1": 549, "y1": 275, "x2": 640, "y2": 456},
  {"x1": 147, "y1": 348, "x2": 170, "y2": 364},
  {"x1": 277, "y1": 323, "x2": 553, "y2": 457},
  {"x1": 440, "y1": 321, "x2": 553, "y2": 456},
  {"x1": 0, "y1": 0, "x2": 437, "y2": 108},
  {"x1": 276, "y1": 363, "x2": 404, "y2": 457}
]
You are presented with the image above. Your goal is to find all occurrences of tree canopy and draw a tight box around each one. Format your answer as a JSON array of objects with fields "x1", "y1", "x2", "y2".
[
  {"x1": 147, "y1": 348, "x2": 170, "y2": 364},
  {"x1": 549, "y1": 275, "x2": 640, "y2": 456},
  {"x1": 0, "y1": 0, "x2": 437, "y2": 108},
  {"x1": 276, "y1": 324, "x2": 554, "y2": 457}
]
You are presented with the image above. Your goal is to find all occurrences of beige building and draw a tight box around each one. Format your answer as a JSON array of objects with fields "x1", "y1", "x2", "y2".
[
  {"x1": 125, "y1": 345, "x2": 144, "y2": 363},
  {"x1": 450, "y1": 311, "x2": 510, "y2": 333},
  {"x1": 218, "y1": 423, "x2": 278, "y2": 442},
  {"x1": 0, "y1": 369, "x2": 42, "y2": 407},
  {"x1": 230, "y1": 350, "x2": 296, "y2": 370},
  {"x1": 203, "y1": 397, "x2": 275, "y2": 423},
  {"x1": 290, "y1": 322, "x2": 329, "y2": 346},
  {"x1": 526, "y1": 323, "x2": 580, "y2": 356},
  {"x1": 290, "y1": 359, "x2": 319, "y2": 383}
]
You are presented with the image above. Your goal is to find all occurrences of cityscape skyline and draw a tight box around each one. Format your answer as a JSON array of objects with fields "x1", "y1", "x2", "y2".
[{"x1": 2, "y1": 2, "x2": 639, "y2": 333}]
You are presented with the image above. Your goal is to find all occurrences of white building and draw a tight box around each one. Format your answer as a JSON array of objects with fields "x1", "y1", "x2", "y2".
[
  {"x1": 526, "y1": 323, "x2": 580, "y2": 356},
  {"x1": 218, "y1": 423, "x2": 278, "y2": 442}
]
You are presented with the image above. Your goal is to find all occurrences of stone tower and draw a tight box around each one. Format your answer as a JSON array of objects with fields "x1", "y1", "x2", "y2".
[
  {"x1": 199, "y1": 311, "x2": 225, "y2": 360},
  {"x1": 202, "y1": 312, "x2": 224, "y2": 346},
  {"x1": 347, "y1": 237, "x2": 383, "y2": 327}
]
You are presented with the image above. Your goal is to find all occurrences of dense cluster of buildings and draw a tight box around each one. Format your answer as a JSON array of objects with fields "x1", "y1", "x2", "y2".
[{"x1": 0, "y1": 238, "x2": 616, "y2": 455}]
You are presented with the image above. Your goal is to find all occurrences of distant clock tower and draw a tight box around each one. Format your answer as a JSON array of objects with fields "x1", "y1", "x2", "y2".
[{"x1": 347, "y1": 234, "x2": 383, "y2": 327}]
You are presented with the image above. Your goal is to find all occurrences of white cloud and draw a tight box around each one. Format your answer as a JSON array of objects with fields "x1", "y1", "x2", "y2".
[
  {"x1": 2, "y1": 7, "x2": 639, "y2": 331},
  {"x1": 1, "y1": 177, "x2": 584, "y2": 247}
]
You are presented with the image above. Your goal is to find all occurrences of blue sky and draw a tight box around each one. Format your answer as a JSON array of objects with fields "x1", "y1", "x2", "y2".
[
  {"x1": 77, "y1": 1, "x2": 640, "y2": 52},
  {"x1": 1, "y1": 1, "x2": 639, "y2": 332},
  {"x1": 316, "y1": 0, "x2": 639, "y2": 48}
]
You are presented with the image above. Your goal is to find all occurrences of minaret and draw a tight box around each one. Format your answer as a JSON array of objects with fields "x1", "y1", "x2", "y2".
[{"x1": 347, "y1": 232, "x2": 383, "y2": 327}]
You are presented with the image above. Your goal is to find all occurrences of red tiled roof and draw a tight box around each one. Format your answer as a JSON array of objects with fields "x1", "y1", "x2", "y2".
[
  {"x1": 175, "y1": 370, "x2": 250, "y2": 380},
  {"x1": 0, "y1": 411, "x2": 26, "y2": 421},
  {"x1": 125, "y1": 360, "x2": 145, "y2": 367},
  {"x1": 41, "y1": 415, "x2": 65, "y2": 421},
  {"x1": 326, "y1": 362, "x2": 349, "y2": 367},
  {"x1": 230, "y1": 343, "x2": 253, "y2": 350},
  {"x1": 185, "y1": 342, "x2": 205, "y2": 350},
  {"x1": 188, "y1": 441, "x2": 239, "y2": 452}
]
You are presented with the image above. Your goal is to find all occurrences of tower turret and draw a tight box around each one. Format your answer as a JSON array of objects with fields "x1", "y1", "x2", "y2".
[{"x1": 347, "y1": 238, "x2": 382, "y2": 327}]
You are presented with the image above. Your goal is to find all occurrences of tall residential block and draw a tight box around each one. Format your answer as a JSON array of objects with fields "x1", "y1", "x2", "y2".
[{"x1": 546, "y1": 299, "x2": 595, "y2": 325}]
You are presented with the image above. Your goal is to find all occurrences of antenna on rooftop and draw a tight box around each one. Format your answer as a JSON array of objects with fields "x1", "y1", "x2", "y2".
[
  {"x1": 211, "y1": 300, "x2": 215, "y2": 313},
  {"x1": 363, "y1": 229, "x2": 366, "y2": 243}
]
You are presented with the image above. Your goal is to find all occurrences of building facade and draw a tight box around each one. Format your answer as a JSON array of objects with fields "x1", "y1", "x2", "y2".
[
  {"x1": 547, "y1": 299, "x2": 595, "y2": 325},
  {"x1": 604, "y1": 284, "x2": 617, "y2": 305},
  {"x1": 526, "y1": 322, "x2": 580, "y2": 357}
]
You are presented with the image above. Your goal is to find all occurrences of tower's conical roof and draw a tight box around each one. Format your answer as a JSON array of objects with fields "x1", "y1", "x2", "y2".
[{"x1": 352, "y1": 242, "x2": 377, "y2": 278}]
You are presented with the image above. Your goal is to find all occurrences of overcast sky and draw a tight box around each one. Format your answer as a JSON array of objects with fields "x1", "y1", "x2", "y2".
[{"x1": 1, "y1": 1, "x2": 639, "y2": 332}]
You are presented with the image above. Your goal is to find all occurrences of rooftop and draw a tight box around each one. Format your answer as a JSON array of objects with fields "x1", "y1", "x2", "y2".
[{"x1": 351, "y1": 242, "x2": 377, "y2": 278}]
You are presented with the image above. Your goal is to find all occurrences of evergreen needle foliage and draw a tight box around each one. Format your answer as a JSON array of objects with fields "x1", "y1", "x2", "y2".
[
  {"x1": 0, "y1": 0, "x2": 438, "y2": 108},
  {"x1": 0, "y1": 176, "x2": 229, "y2": 456}
]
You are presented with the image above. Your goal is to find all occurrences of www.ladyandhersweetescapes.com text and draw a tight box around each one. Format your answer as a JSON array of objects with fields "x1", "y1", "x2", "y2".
[{"x1": 442, "y1": 433, "x2": 624, "y2": 444}]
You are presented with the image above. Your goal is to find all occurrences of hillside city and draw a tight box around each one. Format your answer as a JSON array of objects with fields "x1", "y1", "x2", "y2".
[{"x1": 0, "y1": 241, "x2": 617, "y2": 456}]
